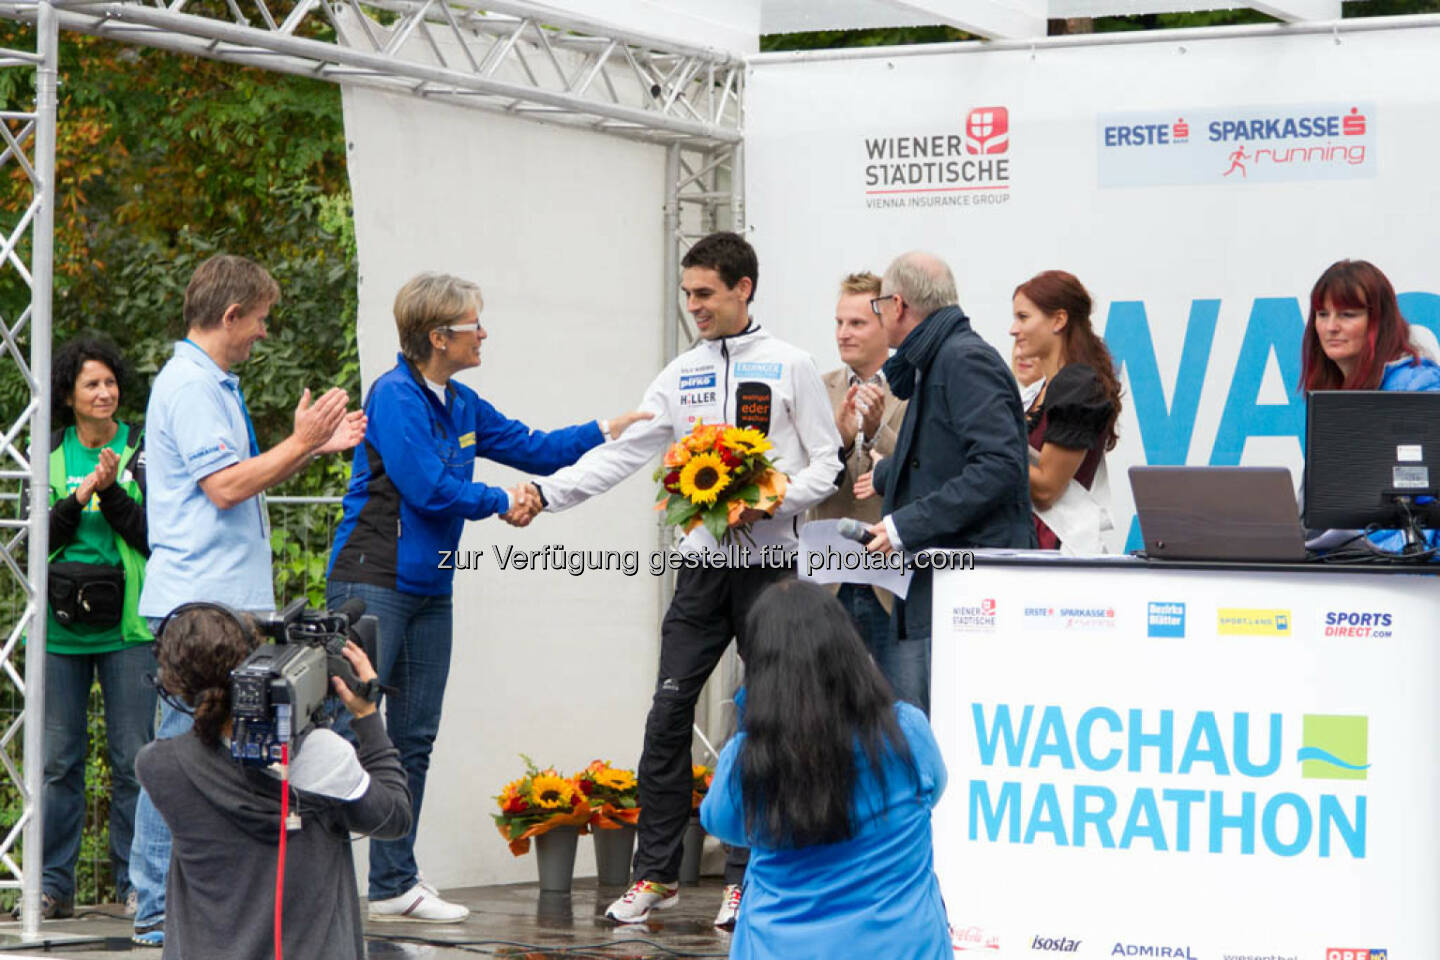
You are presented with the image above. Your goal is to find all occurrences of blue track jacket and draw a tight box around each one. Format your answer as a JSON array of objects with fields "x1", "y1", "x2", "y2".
[{"x1": 328, "y1": 354, "x2": 604, "y2": 595}]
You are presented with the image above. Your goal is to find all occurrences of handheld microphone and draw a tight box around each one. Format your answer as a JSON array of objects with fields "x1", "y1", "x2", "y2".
[{"x1": 836, "y1": 518, "x2": 876, "y2": 545}]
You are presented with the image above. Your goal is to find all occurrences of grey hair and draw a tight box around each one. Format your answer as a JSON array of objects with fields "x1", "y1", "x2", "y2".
[{"x1": 882, "y1": 251, "x2": 958, "y2": 321}]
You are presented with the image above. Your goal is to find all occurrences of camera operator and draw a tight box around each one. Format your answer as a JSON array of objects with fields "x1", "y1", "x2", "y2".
[{"x1": 135, "y1": 604, "x2": 411, "y2": 960}]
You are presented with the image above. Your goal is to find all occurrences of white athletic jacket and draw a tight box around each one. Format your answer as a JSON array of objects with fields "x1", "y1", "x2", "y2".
[{"x1": 539, "y1": 323, "x2": 843, "y2": 561}]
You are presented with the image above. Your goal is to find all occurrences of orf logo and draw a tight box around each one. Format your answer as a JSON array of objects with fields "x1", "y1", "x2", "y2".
[
  {"x1": 1326, "y1": 951, "x2": 1387, "y2": 960},
  {"x1": 1343, "y1": 107, "x2": 1366, "y2": 136},
  {"x1": 966, "y1": 107, "x2": 1009, "y2": 155}
]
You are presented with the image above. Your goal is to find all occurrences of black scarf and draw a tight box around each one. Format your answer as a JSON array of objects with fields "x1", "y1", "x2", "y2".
[{"x1": 882, "y1": 305, "x2": 969, "y2": 400}]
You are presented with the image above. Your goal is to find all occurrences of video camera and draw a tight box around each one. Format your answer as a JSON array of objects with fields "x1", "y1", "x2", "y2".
[{"x1": 229, "y1": 597, "x2": 381, "y2": 766}]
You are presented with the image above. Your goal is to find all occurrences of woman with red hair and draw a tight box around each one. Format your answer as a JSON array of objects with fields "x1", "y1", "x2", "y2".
[
  {"x1": 1010, "y1": 270, "x2": 1123, "y2": 553},
  {"x1": 1301, "y1": 259, "x2": 1440, "y2": 393}
]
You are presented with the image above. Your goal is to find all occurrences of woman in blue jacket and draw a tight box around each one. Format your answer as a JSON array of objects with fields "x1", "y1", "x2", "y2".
[
  {"x1": 1302, "y1": 259, "x2": 1440, "y2": 554},
  {"x1": 700, "y1": 580, "x2": 950, "y2": 960},
  {"x1": 326, "y1": 272, "x2": 648, "y2": 922}
]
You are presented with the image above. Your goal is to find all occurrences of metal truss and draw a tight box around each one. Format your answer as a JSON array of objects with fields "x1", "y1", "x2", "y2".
[
  {"x1": 0, "y1": 0, "x2": 743, "y2": 147},
  {"x1": 0, "y1": 1, "x2": 56, "y2": 940}
]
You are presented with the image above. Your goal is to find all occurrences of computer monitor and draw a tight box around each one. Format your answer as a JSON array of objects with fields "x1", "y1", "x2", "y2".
[{"x1": 1303, "y1": 390, "x2": 1440, "y2": 530}]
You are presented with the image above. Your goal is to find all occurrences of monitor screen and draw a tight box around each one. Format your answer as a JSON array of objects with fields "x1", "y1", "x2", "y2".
[{"x1": 1303, "y1": 390, "x2": 1440, "y2": 530}]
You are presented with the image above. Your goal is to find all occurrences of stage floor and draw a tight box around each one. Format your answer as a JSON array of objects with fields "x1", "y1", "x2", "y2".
[{"x1": 0, "y1": 878, "x2": 734, "y2": 958}]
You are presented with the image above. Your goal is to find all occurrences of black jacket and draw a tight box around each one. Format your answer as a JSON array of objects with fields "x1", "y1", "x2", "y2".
[{"x1": 874, "y1": 306, "x2": 1035, "y2": 639}]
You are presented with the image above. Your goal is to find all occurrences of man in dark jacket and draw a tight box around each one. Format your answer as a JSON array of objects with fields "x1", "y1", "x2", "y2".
[{"x1": 859, "y1": 251, "x2": 1035, "y2": 715}]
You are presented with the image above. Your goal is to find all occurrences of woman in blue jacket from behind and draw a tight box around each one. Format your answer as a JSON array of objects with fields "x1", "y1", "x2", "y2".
[
  {"x1": 327, "y1": 272, "x2": 649, "y2": 921},
  {"x1": 700, "y1": 580, "x2": 950, "y2": 960},
  {"x1": 1302, "y1": 259, "x2": 1440, "y2": 554}
]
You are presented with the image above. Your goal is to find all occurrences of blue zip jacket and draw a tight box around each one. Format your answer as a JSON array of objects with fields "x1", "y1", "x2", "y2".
[{"x1": 328, "y1": 354, "x2": 604, "y2": 595}]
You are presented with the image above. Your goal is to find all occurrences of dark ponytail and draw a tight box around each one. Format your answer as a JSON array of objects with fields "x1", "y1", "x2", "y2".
[{"x1": 155, "y1": 605, "x2": 259, "y2": 746}]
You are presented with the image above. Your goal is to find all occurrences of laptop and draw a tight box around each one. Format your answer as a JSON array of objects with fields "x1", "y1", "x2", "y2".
[{"x1": 1129, "y1": 466, "x2": 1307, "y2": 562}]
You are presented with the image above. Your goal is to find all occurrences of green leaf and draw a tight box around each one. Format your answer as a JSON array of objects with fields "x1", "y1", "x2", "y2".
[
  {"x1": 702, "y1": 504, "x2": 729, "y2": 541},
  {"x1": 665, "y1": 496, "x2": 702, "y2": 526}
]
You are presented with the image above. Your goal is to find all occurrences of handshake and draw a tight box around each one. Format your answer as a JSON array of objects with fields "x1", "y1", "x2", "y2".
[
  {"x1": 497, "y1": 409, "x2": 656, "y2": 528},
  {"x1": 502, "y1": 483, "x2": 543, "y2": 527}
]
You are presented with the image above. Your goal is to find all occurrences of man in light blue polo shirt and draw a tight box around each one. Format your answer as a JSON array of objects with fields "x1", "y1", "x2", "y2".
[{"x1": 129, "y1": 253, "x2": 365, "y2": 946}]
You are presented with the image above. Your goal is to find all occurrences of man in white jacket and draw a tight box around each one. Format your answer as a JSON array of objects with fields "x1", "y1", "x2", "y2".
[{"x1": 525, "y1": 232, "x2": 842, "y2": 928}]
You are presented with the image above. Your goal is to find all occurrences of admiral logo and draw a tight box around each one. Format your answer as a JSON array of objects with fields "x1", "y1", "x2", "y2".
[
  {"x1": 1098, "y1": 101, "x2": 1375, "y2": 187},
  {"x1": 1111, "y1": 945, "x2": 1197, "y2": 958},
  {"x1": 952, "y1": 598, "x2": 997, "y2": 632},
  {"x1": 1326, "y1": 951, "x2": 1387, "y2": 960},
  {"x1": 1148, "y1": 601, "x2": 1186, "y2": 638},
  {"x1": 1031, "y1": 934, "x2": 1081, "y2": 952},
  {"x1": 679, "y1": 372, "x2": 716, "y2": 391},
  {"x1": 1323, "y1": 611, "x2": 1392, "y2": 638},
  {"x1": 1300, "y1": 715, "x2": 1370, "y2": 781},
  {"x1": 863, "y1": 104, "x2": 1012, "y2": 210},
  {"x1": 1216, "y1": 608, "x2": 1290, "y2": 636}
]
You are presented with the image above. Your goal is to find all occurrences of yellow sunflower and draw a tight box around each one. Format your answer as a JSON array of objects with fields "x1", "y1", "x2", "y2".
[
  {"x1": 529, "y1": 773, "x2": 577, "y2": 810},
  {"x1": 679, "y1": 452, "x2": 731, "y2": 506},
  {"x1": 723, "y1": 426, "x2": 771, "y2": 456},
  {"x1": 594, "y1": 769, "x2": 637, "y2": 793}
]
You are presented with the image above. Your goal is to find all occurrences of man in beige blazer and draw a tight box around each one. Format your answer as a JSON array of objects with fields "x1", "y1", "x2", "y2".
[{"x1": 808, "y1": 272, "x2": 913, "y2": 702}]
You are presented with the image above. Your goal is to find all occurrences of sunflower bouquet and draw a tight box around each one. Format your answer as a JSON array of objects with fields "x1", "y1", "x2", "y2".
[
  {"x1": 493, "y1": 756, "x2": 592, "y2": 856},
  {"x1": 653, "y1": 421, "x2": 787, "y2": 544},
  {"x1": 690, "y1": 763, "x2": 714, "y2": 811},
  {"x1": 576, "y1": 759, "x2": 641, "y2": 830}
]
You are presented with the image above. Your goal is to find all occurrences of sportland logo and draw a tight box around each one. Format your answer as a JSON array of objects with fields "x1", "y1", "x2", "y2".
[
  {"x1": 863, "y1": 104, "x2": 1012, "y2": 209},
  {"x1": 1299, "y1": 714, "x2": 1370, "y2": 781}
]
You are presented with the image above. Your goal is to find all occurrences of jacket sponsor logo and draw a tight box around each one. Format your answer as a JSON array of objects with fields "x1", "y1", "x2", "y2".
[
  {"x1": 1216, "y1": 608, "x2": 1289, "y2": 636},
  {"x1": 1322, "y1": 610, "x2": 1391, "y2": 638},
  {"x1": 187, "y1": 440, "x2": 229, "y2": 461},
  {"x1": 735, "y1": 382, "x2": 772, "y2": 433},
  {"x1": 458, "y1": 431, "x2": 475, "y2": 448},
  {"x1": 679, "y1": 372, "x2": 716, "y2": 390},
  {"x1": 1148, "y1": 601, "x2": 1186, "y2": 638},
  {"x1": 733, "y1": 362, "x2": 781, "y2": 380},
  {"x1": 679, "y1": 390, "x2": 717, "y2": 408}
]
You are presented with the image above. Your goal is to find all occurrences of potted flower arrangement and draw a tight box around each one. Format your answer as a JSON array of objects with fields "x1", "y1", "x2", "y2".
[
  {"x1": 681, "y1": 764, "x2": 714, "y2": 884},
  {"x1": 653, "y1": 421, "x2": 786, "y2": 545},
  {"x1": 576, "y1": 760, "x2": 640, "y2": 886},
  {"x1": 493, "y1": 757, "x2": 592, "y2": 892}
]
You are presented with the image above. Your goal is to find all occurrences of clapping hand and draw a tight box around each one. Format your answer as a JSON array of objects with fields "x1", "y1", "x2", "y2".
[{"x1": 854, "y1": 454, "x2": 883, "y2": 500}]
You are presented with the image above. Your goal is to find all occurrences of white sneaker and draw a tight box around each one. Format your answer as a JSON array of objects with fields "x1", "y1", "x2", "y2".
[
  {"x1": 368, "y1": 882, "x2": 470, "y2": 923},
  {"x1": 714, "y1": 883, "x2": 742, "y2": 930},
  {"x1": 604, "y1": 879, "x2": 679, "y2": 924}
]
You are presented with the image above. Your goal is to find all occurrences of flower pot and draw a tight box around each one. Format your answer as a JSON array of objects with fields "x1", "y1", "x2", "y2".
[
  {"x1": 679, "y1": 815, "x2": 705, "y2": 886},
  {"x1": 534, "y1": 824, "x2": 581, "y2": 893},
  {"x1": 591, "y1": 824, "x2": 637, "y2": 888}
]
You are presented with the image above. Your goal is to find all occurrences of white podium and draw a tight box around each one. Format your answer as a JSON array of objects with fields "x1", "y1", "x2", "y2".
[{"x1": 930, "y1": 553, "x2": 1438, "y2": 960}]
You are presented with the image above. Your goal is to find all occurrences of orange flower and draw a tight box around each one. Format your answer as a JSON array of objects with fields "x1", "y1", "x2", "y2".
[{"x1": 664, "y1": 443, "x2": 691, "y2": 469}]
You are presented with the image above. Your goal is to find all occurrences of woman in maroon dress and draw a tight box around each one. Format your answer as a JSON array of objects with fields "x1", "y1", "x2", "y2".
[{"x1": 1010, "y1": 270, "x2": 1123, "y2": 551}]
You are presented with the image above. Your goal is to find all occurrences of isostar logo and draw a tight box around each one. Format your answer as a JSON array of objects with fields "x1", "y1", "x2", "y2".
[
  {"x1": 1098, "y1": 102, "x2": 1375, "y2": 187},
  {"x1": 1299, "y1": 714, "x2": 1370, "y2": 781},
  {"x1": 1031, "y1": 934, "x2": 1081, "y2": 952},
  {"x1": 966, "y1": 106, "x2": 1009, "y2": 154},
  {"x1": 863, "y1": 104, "x2": 1012, "y2": 210},
  {"x1": 952, "y1": 598, "x2": 997, "y2": 632},
  {"x1": 1325, "y1": 951, "x2": 1386, "y2": 960},
  {"x1": 1323, "y1": 611, "x2": 1392, "y2": 639},
  {"x1": 1217, "y1": 608, "x2": 1290, "y2": 636},
  {"x1": 1148, "y1": 601, "x2": 1186, "y2": 638}
]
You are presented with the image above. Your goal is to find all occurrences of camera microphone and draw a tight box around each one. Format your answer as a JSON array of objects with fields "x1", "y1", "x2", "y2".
[
  {"x1": 836, "y1": 518, "x2": 876, "y2": 545},
  {"x1": 333, "y1": 596, "x2": 367, "y2": 625}
]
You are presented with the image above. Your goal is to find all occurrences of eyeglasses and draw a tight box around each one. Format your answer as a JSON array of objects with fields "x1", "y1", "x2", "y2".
[
  {"x1": 869, "y1": 294, "x2": 896, "y2": 317},
  {"x1": 439, "y1": 322, "x2": 481, "y2": 335}
]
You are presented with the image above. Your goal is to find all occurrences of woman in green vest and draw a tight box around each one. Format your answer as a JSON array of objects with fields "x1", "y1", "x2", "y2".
[{"x1": 33, "y1": 337, "x2": 155, "y2": 920}]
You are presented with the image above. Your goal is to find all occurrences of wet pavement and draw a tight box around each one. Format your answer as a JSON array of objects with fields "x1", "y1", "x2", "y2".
[{"x1": 0, "y1": 878, "x2": 733, "y2": 959}]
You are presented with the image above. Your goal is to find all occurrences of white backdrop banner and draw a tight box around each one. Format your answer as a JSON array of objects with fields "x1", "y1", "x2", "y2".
[
  {"x1": 931, "y1": 560, "x2": 1439, "y2": 958},
  {"x1": 744, "y1": 26, "x2": 1440, "y2": 552}
]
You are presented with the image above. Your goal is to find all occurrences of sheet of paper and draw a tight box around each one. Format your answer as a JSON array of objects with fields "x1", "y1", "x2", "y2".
[{"x1": 797, "y1": 520, "x2": 913, "y2": 599}]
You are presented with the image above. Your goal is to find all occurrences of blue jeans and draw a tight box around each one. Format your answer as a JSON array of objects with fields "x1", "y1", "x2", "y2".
[
  {"x1": 327, "y1": 580, "x2": 453, "y2": 901},
  {"x1": 129, "y1": 697, "x2": 192, "y2": 928},
  {"x1": 42, "y1": 644, "x2": 157, "y2": 902},
  {"x1": 836, "y1": 583, "x2": 930, "y2": 716}
]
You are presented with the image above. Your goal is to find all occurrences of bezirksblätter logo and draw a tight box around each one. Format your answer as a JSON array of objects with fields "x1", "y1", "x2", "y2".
[
  {"x1": 1148, "y1": 601, "x2": 1185, "y2": 638},
  {"x1": 864, "y1": 105, "x2": 1012, "y2": 210}
]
